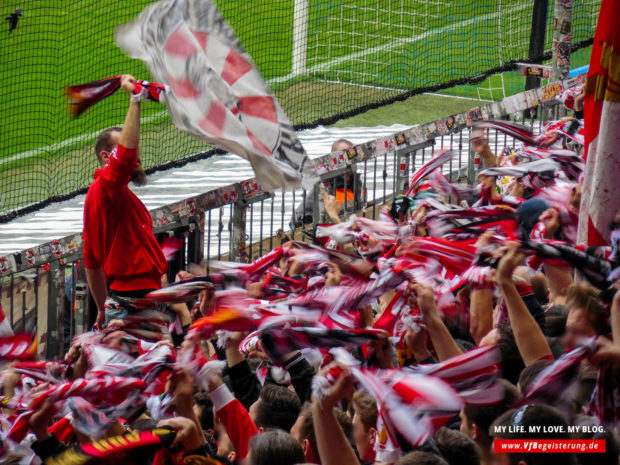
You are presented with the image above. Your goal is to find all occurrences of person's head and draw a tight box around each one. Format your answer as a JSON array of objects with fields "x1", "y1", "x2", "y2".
[
  {"x1": 95, "y1": 127, "x2": 121, "y2": 167},
  {"x1": 331, "y1": 138, "x2": 353, "y2": 152},
  {"x1": 491, "y1": 404, "x2": 576, "y2": 465},
  {"x1": 517, "y1": 360, "x2": 552, "y2": 395},
  {"x1": 290, "y1": 403, "x2": 318, "y2": 463},
  {"x1": 390, "y1": 195, "x2": 413, "y2": 225},
  {"x1": 249, "y1": 383, "x2": 302, "y2": 432},
  {"x1": 530, "y1": 273, "x2": 549, "y2": 305},
  {"x1": 350, "y1": 391, "x2": 378, "y2": 462},
  {"x1": 432, "y1": 427, "x2": 480, "y2": 465},
  {"x1": 248, "y1": 429, "x2": 305, "y2": 465},
  {"x1": 544, "y1": 305, "x2": 567, "y2": 338},
  {"x1": 94, "y1": 126, "x2": 147, "y2": 186},
  {"x1": 193, "y1": 391, "x2": 216, "y2": 451},
  {"x1": 395, "y1": 450, "x2": 449, "y2": 465},
  {"x1": 132, "y1": 418, "x2": 157, "y2": 432},
  {"x1": 517, "y1": 198, "x2": 549, "y2": 235},
  {"x1": 563, "y1": 282, "x2": 609, "y2": 350},
  {"x1": 291, "y1": 403, "x2": 352, "y2": 464},
  {"x1": 216, "y1": 430, "x2": 237, "y2": 463},
  {"x1": 461, "y1": 379, "x2": 520, "y2": 447},
  {"x1": 496, "y1": 325, "x2": 526, "y2": 385},
  {"x1": 193, "y1": 391, "x2": 214, "y2": 432}
]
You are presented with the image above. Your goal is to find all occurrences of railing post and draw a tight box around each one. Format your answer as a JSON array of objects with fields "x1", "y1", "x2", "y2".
[
  {"x1": 524, "y1": 0, "x2": 549, "y2": 104},
  {"x1": 467, "y1": 143, "x2": 477, "y2": 186},
  {"x1": 396, "y1": 149, "x2": 411, "y2": 195},
  {"x1": 46, "y1": 260, "x2": 63, "y2": 359},
  {"x1": 311, "y1": 181, "x2": 322, "y2": 235},
  {"x1": 187, "y1": 213, "x2": 205, "y2": 266},
  {"x1": 231, "y1": 187, "x2": 248, "y2": 263},
  {"x1": 74, "y1": 276, "x2": 87, "y2": 338}
]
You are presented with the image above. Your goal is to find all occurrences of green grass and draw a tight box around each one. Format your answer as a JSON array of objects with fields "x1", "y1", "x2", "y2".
[
  {"x1": 0, "y1": 0, "x2": 599, "y2": 213},
  {"x1": 331, "y1": 93, "x2": 480, "y2": 127}
]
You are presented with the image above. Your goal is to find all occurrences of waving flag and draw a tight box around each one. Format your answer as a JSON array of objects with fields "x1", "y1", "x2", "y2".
[
  {"x1": 0, "y1": 333, "x2": 35, "y2": 360},
  {"x1": 116, "y1": 0, "x2": 319, "y2": 191},
  {"x1": 0, "y1": 303, "x2": 14, "y2": 337},
  {"x1": 43, "y1": 427, "x2": 179, "y2": 465},
  {"x1": 578, "y1": 0, "x2": 620, "y2": 246},
  {"x1": 518, "y1": 341, "x2": 595, "y2": 417},
  {"x1": 413, "y1": 345, "x2": 503, "y2": 405}
]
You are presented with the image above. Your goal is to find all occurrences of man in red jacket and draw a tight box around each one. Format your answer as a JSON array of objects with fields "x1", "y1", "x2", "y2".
[{"x1": 82, "y1": 74, "x2": 167, "y2": 328}]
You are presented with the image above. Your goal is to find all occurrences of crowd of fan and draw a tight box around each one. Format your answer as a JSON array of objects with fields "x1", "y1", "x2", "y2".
[{"x1": 2, "y1": 83, "x2": 620, "y2": 465}]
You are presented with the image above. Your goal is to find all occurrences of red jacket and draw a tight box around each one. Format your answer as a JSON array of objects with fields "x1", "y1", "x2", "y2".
[
  {"x1": 209, "y1": 384, "x2": 258, "y2": 459},
  {"x1": 82, "y1": 144, "x2": 167, "y2": 292}
]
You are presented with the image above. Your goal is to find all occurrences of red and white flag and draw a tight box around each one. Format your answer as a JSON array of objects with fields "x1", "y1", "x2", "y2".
[
  {"x1": 0, "y1": 303, "x2": 13, "y2": 337},
  {"x1": 116, "y1": 0, "x2": 319, "y2": 192},
  {"x1": 578, "y1": 0, "x2": 620, "y2": 246}
]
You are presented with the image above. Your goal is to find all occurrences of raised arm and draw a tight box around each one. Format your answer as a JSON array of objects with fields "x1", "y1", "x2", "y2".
[
  {"x1": 409, "y1": 282, "x2": 463, "y2": 361},
  {"x1": 496, "y1": 244, "x2": 552, "y2": 365},
  {"x1": 312, "y1": 371, "x2": 360, "y2": 465},
  {"x1": 100, "y1": 75, "x2": 142, "y2": 189},
  {"x1": 118, "y1": 75, "x2": 140, "y2": 149},
  {"x1": 469, "y1": 287, "x2": 494, "y2": 345}
]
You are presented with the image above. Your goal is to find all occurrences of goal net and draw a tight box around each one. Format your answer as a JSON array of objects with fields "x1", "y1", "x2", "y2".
[{"x1": 0, "y1": 0, "x2": 600, "y2": 219}]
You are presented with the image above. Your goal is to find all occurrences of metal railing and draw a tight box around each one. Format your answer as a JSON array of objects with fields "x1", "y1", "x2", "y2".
[{"x1": 0, "y1": 74, "x2": 584, "y2": 359}]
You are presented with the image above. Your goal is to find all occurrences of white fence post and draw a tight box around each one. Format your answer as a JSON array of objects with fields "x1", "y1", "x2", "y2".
[{"x1": 292, "y1": 0, "x2": 308, "y2": 76}]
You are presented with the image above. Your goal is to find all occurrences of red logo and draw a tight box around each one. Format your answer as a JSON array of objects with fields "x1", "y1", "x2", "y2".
[
  {"x1": 185, "y1": 198, "x2": 197, "y2": 216},
  {"x1": 24, "y1": 249, "x2": 36, "y2": 267},
  {"x1": 51, "y1": 240, "x2": 63, "y2": 258},
  {"x1": 0, "y1": 257, "x2": 8, "y2": 275}
]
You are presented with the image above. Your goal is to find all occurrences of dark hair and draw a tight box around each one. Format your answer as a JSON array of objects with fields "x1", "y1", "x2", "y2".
[
  {"x1": 298, "y1": 403, "x2": 352, "y2": 462},
  {"x1": 297, "y1": 402, "x2": 315, "y2": 453},
  {"x1": 255, "y1": 384, "x2": 301, "y2": 432},
  {"x1": 544, "y1": 316, "x2": 567, "y2": 338},
  {"x1": 335, "y1": 406, "x2": 353, "y2": 444},
  {"x1": 530, "y1": 273, "x2": 549, "y2": 305},
  {"x1": 351, "y1": 391, "x2": 378, "y2": 432},
  {"x1": 249, "y1": 429, "x2": 305, "y2": 465},
  {"x1": 463, "y1": 379, "x2": 520, "y2": 443},
  {"x1": 518, "y1": 359, "x2": 553, "y2": 395},
  {"x1": 390, "y1": 195, "x2": 412, "y2": 219},
  {"x1": 193, "y1": 391, "x2": 214, "y2": 431},
  {"x1": 497, "y1": 324, "x2": 526, "y2": 385},
  {"x1": 432, "y1": 427, "x2": 480, "y2": 465},
  {"x1": 95, "y1": 126, "x2": 123, "y2": 160},
  {"x1": 566, "y1": 282, "x2": 610, "y2": 336},
  {"x1": 491, "y1": 404, "x2": 576, "y2": 465},
  {"x1": 395, "y1": 451, "x2": 449, "y2": 465},
  {"x1": 132, "y1": 418, "x2": 157, "y2": 432},
  {"x1": 94, "y1": 127, "x2": 122, "y2": 161}
]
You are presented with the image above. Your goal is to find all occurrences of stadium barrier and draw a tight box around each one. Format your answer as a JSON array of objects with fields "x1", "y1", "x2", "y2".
[{"x1": 0, "y1": 74, "x2": 584, "y2": 359}]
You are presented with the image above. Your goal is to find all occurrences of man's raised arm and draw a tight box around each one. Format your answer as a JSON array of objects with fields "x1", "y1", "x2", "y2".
[{"x1": 118, "y1": 74, "x2": 140, "y2": 149}]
